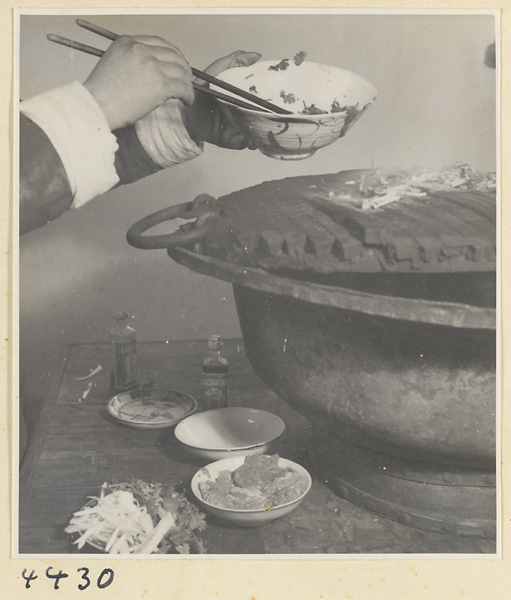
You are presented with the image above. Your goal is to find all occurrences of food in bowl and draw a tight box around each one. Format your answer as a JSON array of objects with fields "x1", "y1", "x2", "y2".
[
  {"x1": 213, "y1": 53, "x2": 377, "y2": 159},
  {"x1": 107, "y1": 388, "x2": 197, "y2": 430},
  {"x1": 191, "y1": 454, "x2": 311, "y2": 526},
  {"x1": 65, "y1": 480, "x2": 207, "y2": 554},
  {"x1": 199, "y1": 454, "x2": 309, "y2": 510},
  {"x1": 225, "y1": 52, "x2": 373, "y2": 115}
]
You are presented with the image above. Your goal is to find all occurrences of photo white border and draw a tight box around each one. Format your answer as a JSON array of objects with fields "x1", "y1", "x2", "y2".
[{"x1": 5, "y1": 3, "x2": 507, "y2": 599}]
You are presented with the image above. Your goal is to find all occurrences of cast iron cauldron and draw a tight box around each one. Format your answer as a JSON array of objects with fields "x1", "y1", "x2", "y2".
[{"x1": 126, "y1": 172, "x2": 496, "y2": 537}]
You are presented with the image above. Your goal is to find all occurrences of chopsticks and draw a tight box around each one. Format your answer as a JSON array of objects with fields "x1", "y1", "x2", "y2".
[
  {"x1": 76, "y1": 19, "x2": 290, "y2": 114},
  {"x1": 76, "y1": 18, "x2": 117, "y2": 41},
  {"x1": 47, "y1": 33, "x2": 104, "y2": 58},
  {"x1": 47, "y1": 33, "x2": 273, "y2": 113},
  {"x1": 48, "y1": 19, "x2": 292, "y2": 115}
]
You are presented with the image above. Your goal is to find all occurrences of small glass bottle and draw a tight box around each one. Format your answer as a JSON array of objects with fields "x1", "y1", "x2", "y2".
[
  {"x1": 201, "y1": 335, "x2": 229, "y2": 410},
  {"x1": 110, "y1": 312, "x2": 137, "y2": 392}
]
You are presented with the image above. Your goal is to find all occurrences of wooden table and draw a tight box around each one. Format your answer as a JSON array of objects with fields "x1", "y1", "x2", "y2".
[{"x1": 19, "y1": 340, "x2": 495, "y2": 555}]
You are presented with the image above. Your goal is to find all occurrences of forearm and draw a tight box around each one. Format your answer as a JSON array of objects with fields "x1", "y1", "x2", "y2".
[
  {"x1": 19, "y1": 115, "x2": 163, "y2": 235},
  {"x1": 18, "y1": 41, "x2": 258, "y2": 235},
  {"x1": 18, "y1": 82, "x2": 200, "y2": 235}
]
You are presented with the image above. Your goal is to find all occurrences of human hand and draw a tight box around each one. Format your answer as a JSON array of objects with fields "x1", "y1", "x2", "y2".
[
  {"x1": 83, "y1": 35, "x2": 194, "y2": 131},
  {"x1": 182, "y1": 50, "x2": 261, "y2": 149}
]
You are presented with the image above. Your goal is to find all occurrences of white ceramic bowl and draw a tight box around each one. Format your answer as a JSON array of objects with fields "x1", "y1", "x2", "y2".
[
  {"x1": 215, "y1": 60, "x2": 377, "y2": 160},
  {"x1": 174, "y1": 407, "x2": 285, "y2": 461},
  {"x1": 191, "y1": 455, "x2": 312, "y2": 527}
]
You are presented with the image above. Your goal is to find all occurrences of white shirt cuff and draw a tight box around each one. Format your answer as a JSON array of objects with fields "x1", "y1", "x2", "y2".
[
  {"x1": 134, "y1": 99, "x2": 203, "y2": 168},
  {"x1": 20, "y1": 81, "x2": 119, "y2": 209}
]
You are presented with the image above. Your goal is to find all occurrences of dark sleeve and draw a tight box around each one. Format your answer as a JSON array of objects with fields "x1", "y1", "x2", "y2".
[
  {"x1": 112, "y1": 124, "x2": 162, "y2": 184},
  {"x1": 20, "y1": 116, "x2": 163, "y2": 235},
  {"x1": 19, "y1": 113, "x2": 74, "y2": 235}
]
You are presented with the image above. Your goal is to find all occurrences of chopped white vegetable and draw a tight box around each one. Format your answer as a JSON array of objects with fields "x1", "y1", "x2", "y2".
[
  {"x1": 66, "y1": 481, "x2": 207, "y2": 555},
  {"x1": 76, "y1": 365, "x2": 103, "y2": 381},
  {"x1": 65, "y1": 490, "x2": 156, "y2": 554}
]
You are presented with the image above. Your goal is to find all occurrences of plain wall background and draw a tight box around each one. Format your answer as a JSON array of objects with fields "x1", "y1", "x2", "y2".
[{"x1": 18, "y1": 13, "x2": 496, "y2": 435}]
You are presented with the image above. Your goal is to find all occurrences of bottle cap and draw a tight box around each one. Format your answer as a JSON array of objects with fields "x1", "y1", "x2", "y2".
[
  {"x1": 113, "y1": 311, "x2": 130, "y2": 322},
  {"x1": 208, "y1": 334, "x2": 223, "y2": 351}
]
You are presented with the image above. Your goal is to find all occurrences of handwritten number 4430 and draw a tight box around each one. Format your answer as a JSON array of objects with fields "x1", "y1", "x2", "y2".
[{"x1": 21, "y1": 567, "x2": 114, "y2": 590}]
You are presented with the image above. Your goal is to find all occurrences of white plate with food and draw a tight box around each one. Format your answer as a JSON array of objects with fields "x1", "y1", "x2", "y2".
[{"x1": 107, "y1": 388, "x2": 197, "y2": 429}]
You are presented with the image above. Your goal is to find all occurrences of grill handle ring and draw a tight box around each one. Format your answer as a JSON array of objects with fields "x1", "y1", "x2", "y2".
[{"x1": 126, "y1": 194, "x2": 218, "y2": 250}]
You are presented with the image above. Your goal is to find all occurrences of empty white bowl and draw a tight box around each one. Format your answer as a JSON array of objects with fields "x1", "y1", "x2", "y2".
[
  {"x1": 191, "y1": 455, "x2": 312, "y2": 527},
  {"x1": 215, "y1": 59, "x2": 377, "y2": 160},
  {"x1": 174, "y1": 407, "x2": 285, "y2": 461}
]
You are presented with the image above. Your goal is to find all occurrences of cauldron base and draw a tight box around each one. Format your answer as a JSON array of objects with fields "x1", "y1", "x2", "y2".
[{"x1": 312, "y1": 428, "x2": 496, "y2": 539}]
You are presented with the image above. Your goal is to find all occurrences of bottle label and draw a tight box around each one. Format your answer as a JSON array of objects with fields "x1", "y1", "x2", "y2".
[
  {"x1": 113, "y1": 341, "x2": 137, "y2": 389},
  {"x1": 202, "y1": 373, "x2": 228, "y2": 410}
]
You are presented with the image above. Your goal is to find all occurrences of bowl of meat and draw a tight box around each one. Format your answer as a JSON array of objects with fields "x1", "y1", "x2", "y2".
[
  {"x1": 214, "y1": 52, "x2": 377, "y2": 160},
  {"x1": 191, "y1": 454, "x2": 311, "y2": 527}
]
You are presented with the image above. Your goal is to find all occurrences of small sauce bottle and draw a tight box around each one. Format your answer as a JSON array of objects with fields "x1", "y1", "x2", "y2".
[
  {"x1": 201, "y1": 335, "x2": 229, "y2": 410},
  {"x1": 110, "y1": 312, "x2": 137, "y2": 392}
]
